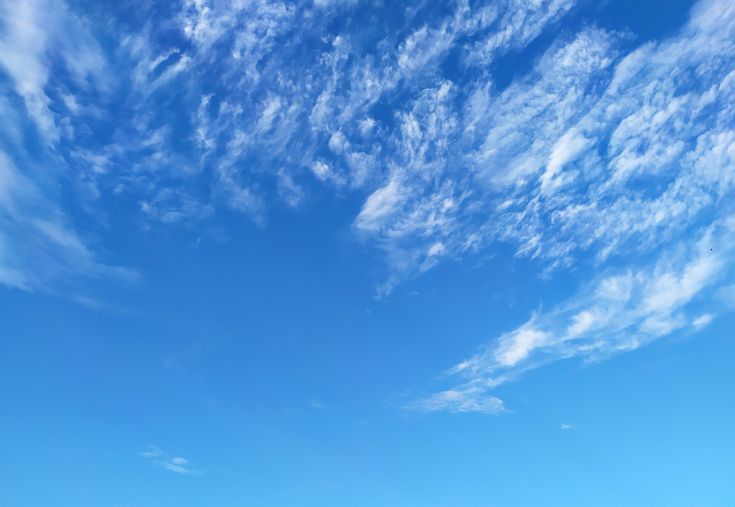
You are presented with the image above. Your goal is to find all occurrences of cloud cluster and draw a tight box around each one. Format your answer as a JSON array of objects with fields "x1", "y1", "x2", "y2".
[
  {"x1": 0, "y1": 0, "x2": 134, "y2": 294},
  {"x1": 416, "y1": 219, "x2": 735, "y2": 413},
  {"x1": 1, "y1": 0, "x2": 733, "y2": 412},
  {"x1": 0, "y1": 0, "x2": 582, "y2": 294},
  {"x1": 406, "y1": 0, "x2": 735, "y2": 412}
]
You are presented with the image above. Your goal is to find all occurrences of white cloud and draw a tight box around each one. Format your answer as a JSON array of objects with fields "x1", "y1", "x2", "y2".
[
  {"x1": 692, "y1": 313, "x2": 714, "y2": 329},
  {"x1": 355, "y1": 177, "x2": 405, "y2": 233},
  {"x1": 414, "y1": 218, "x2": 735, "y2": 413},
  {"x1": 141, "y1": 446, "x2": 200, "y2": 475},
  {"x1": 312, "y1": 0, "x2": 346, "y2": 7},
  {"x1": 258, "y1": 95, "x2": 283, "y2": 133},
  {"x1": 277, "y1": 169, "x2": 305, "y2": 208},
  {"x1": 358, "y1": 117, "x2": 376, "y2": 136},
  {"x1": 541, "y1": 128, "x2": 590, "y2": 194},
  {"x1": 467, "y1": 0, "x2": 577, "y2": 63},
  {"x1": 494, "y1": 323, "x2": 549, "y2": 368},
  {"x1": 2, "y1": 0, "x2": 733, "y2": 411},
  {"x1": 0, "y1": 0, "x2": 54, "y2": 141},
  {"x1": 310, "y1": 161, "x2": 332, "y2": 181},
  {"x1": 358, "y1": 0, "x2": 735, "y2": 308},
  {"x1": 407, "y1": 388, "x2": 506, "y2": 415},
  {"x1": 328, "y1": 130, "x2": 349, "y2": 154},
  {"x1": 0, "y1": 150, "x2": 137, "y2": 293},
  {"x1": 140, "y1": 189, "x2": 214, "y2": 226},
  {"x1": 0, "y1": 0, "x2": 105, "y2": 143}
]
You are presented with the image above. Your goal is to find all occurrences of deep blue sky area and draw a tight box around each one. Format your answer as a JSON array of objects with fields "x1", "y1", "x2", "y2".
[{"x1": 1, "y1": 0, "x2": 735, "y2": 505}]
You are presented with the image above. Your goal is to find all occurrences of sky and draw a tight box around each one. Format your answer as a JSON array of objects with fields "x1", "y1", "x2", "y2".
[{"x1": 1, "y1": 0, "x2": 734, "y2": 505}]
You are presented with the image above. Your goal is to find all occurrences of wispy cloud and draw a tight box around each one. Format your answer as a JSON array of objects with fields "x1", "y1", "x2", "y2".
[
  {"x1": 0, "y1": 0, "x2": 134, "y2": 296},
  {"x1": 141, "y1": 446, "x2": 201, "y2": 475},
  {"x1": 404, "y1": 0, "x2": 735, "y2": 412},
  {"x1": 0, "y1": 151, "x2": 138, "y2": 292},
  {"x1": 406, "y1": 388, "x2": 507, "y2": 415},
  {"x1": 1, "y1": 0, "x2": 733, "y2": 410},
  {"x1": 0, "y1": 0, "x2": 589, "y2": 296},
  {"x1": 0, "y1": 0, "x2": 106, "y2": 144},
  {"x1": 413, "y1": 218, "x2": 735, "y2": 413}
]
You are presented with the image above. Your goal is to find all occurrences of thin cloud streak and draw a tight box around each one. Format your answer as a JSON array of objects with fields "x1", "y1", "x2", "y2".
[{"x1": 141, "y1": 446, "x2": 201, "y2": 475}]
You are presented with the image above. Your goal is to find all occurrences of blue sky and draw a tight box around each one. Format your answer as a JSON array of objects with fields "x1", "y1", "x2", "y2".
[{"x1": 1, "y1": 0, "x2": 735, "y2": 505}]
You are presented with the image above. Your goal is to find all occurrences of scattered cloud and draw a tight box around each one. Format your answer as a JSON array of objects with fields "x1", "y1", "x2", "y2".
[
  {"x1": 406, "y1": 388, "x2": 506, "y2": 415},
  {"x1": 1, "y1": 0, "x2": 733, "y2": 414},
  {"x1": 414, "y1": 219, "x2": 735, "y2": 413},
  {"x1": 141, "y1": 446, "x2": 201, "y2": 475},
  {"x1": 0, "y1": 0, "x2": 587, "y2": 295},
  {"x1": 0, "y1": 151, "x2": 138, "y2": 293},
  {"x1": 692, "y1": 313, "x2": 715, "y2": 329}
]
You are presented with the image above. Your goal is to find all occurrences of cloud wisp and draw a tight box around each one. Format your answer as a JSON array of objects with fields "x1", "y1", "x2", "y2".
[
  {"x1": 1, "y1": 0, "x2": 733, "y2": 414},
  {"x1": 141, "y1": 446, "x2": 201, "y2": 475},
  {"x1": 0, "y1": 0, "x2": 582, "y2": 294},
  {"x1": 405, "y1": 0, "x2": 735, "y2": 413},
  {"x1": 0, "y1": 0, "x2": 135, "y2": 295}
]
